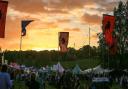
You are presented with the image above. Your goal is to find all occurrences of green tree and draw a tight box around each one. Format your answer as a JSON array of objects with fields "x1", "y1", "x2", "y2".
[{"x1": 99, "y1": 1, "x2": 128, "y2": 69}]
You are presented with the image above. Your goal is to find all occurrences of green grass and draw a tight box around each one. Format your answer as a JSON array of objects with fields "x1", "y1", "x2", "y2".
[
  {"x1": 13, "y1": 81, "x2": 28, "y2": 89},
  {"x1": 111, "y1": 83, "x2": 122, "y2": 89},
  {"x1": 61, "y1": 58, "x2": 101, "y2": 69},
  {"x1": 13, "y1": 81, "x2": 57, "y2": 89},
  {"x1": 22, "y1": 55, "x2": 101, "y2": 69},
  {"x1": 23, "y1": 58, "x2": 101, "y2": 70},
  {"x1": 14, "y1": 81, "x2": 123, "y2": 89}
]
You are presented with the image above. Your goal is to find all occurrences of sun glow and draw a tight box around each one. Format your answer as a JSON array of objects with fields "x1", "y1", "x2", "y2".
[{"x1": 32, "y1": 48, "x2": 58, "y2": 51}]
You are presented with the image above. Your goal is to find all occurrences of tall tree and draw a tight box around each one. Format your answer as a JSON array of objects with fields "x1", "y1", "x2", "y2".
[{"x1": 99, "y1": 1, "x2": 128, "y2": 69}]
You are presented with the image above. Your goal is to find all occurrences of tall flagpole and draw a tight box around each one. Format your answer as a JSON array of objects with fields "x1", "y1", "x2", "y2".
[
  {"x1": 89, "y1": 27, "x2": 92, "y2": 72},
  {"x1": 2, "y1": 51, "x2": 4, "y2": 64},
  {"x1": 74, "y1": 43, "x2": 75, "y2": 49},
  {"x1": 19, "y1": 29, "x2": 22, "y2": 64},
  {"x1": 89, "y1": 27, "x2": 91, "y2": 58},
  {"x1": 58, "y1": 32, "x2": 60, "y2": 51},
  {"x1": 20, "y1": 34, "x2": 22, "y2": 51}
]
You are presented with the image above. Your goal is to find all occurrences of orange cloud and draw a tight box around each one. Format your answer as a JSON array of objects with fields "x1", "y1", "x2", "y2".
[
  {"x1": 1, "y1": 0, "x2": 121, "y2": 51},
  {"x1": 81, "y1": 13, "x2": 102, "y2": 25},
  {"x1": 63, "y1": 28, "x2": 81, "y2": 32}
]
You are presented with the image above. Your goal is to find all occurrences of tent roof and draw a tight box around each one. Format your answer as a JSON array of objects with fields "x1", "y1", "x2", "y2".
[{"x1": 72, "y1": 64, "x2": 81, "y2": 74}]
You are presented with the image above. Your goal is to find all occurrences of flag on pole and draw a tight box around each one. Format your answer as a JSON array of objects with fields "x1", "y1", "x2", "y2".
[
  {"x1": 21, "y1": 20, "x2": 33, "y2": 36},
  {"x1": 102, "y1": 14, "x2": 115, "y2": 47},
  {"x1": 0, "y1": 1, "x2": 8, "y2": 38},
  {"x1": 59, "y1": 32, "x2": 69, "y2": 52},
  {"x1": 103, "y1": 14, "x2": 117, "y2": 55}
]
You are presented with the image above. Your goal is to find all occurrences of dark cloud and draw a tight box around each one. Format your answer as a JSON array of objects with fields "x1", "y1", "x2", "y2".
[
  {"x1": 81, "y1": 13, "x2": 102, "y2": 25},
  {"x1": 8, "y1": 0, "x2": 46, "y2": 13},
  {"x1": 57, "y1": 19, "x2": 71, "y2": 23},
  {"x1": 63, "y1": 28, "x2": 81, "y2": 32},
  {"x1": 45, "y1": 9, "x2": 68, "y2": 14}
]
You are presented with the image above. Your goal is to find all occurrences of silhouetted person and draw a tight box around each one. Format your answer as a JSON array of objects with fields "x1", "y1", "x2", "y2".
[
  {"x1": 0, "y1": 64, "x2": 12, "y2": 89},
  {"x1": 26, "y1": 73, "x2": 40, "y2": 89}
]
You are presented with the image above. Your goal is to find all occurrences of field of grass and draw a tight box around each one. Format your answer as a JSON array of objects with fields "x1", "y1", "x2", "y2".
[
  {"x1": 111, "y1": 84, "x2": 122, "y2": 89},
  {"x1": 60, "y1": 58, "x2": 101, "y2": 69},
  {"x1": 13, "y1": 81, "x2": 123, "y2": 89},
  {"x1": 13, "y1": 81, "x2": 56, "y2": 89},
  {"x1": 24, "y1": 58, "x2": 101, "y2": 70}
]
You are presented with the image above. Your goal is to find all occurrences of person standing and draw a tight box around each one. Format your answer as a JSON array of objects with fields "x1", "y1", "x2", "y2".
[
  {"x1": 26, "y1": 73, "x2": 40, "y2": 89},
  {"x1": 0, "y1": 65, "x2": 12, "y2": 89}
]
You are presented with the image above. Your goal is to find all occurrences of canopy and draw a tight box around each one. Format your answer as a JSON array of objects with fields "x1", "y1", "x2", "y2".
[
  {"x1": 81, "y1": 65, "x2": 112, "y2": 74},
  {"x1": 93, "y1": 65, "x2": 112, "y2": 74},
  {"x1": 52, "y1": 62, "x2": 64, "y2": 73},
  {"x1": 72, "y1": 64, "x2": 81, "y2": 74}
]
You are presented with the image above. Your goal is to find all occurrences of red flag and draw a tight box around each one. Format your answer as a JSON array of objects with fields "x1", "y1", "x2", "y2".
[
  {"x1": 109, "y1": 38, "x2": 117, "y2": 55},
  {"x1": 59, "y1": 32, "x2": 69, "y2": 52},
  {"x1": 102, "y1": 14, "x2": 115, "y2": 47},
  {"x1": 0, "y1": 1, "x2": 8, "y2": 38}
]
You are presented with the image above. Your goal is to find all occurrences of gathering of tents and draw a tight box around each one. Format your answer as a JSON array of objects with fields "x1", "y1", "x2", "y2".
[{"x1": 8, "y1": 61, "x2": 117, "y2": 75}]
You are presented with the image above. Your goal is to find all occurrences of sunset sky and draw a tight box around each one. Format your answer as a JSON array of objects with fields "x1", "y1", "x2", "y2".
[{"x1": 0, "y1": 0, "x2": 126, "y2": 51}]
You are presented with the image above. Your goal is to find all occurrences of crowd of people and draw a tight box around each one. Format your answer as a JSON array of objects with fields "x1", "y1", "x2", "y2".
[
  {"x1": 0, "y1": 63, "x2": 128, "y2": 89},
  {"x1": 0, "y1": 64, "x2": 81, "y2": 89},
  {"x1": 48, "y1": 71, "x2": 80, "y2": 89}
]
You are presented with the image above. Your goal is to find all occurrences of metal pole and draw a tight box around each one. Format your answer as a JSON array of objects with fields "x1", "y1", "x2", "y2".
[
  {"x1": 19, "y1": 29, "x2": 23, "y2": 65},
  {"x1": 89, "y1": 27, "x2": 91, "y2": 58},
  {"x1": 108, "y1": 47, "x2": 109, "y2": 69},
  {"x1": 74, "y1": 43, "x2": 75, "y2": 49},
  {"x1": 20, "y1": 35, "x2": 22, "y2": 51},
  {"x1": 58, "y1": 32, "x2": 60, "y2": 51},
  {"x1": 2, "y1": 51, "x2": 4, "y2": 64},
  {"x1": 89, "y1": 27, "x2": 93, "y2": 74}
]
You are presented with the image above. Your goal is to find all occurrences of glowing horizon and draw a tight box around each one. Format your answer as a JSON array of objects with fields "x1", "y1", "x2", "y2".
[{"x1": 0, "y1": 0, "x2": 125, "y2": 51}]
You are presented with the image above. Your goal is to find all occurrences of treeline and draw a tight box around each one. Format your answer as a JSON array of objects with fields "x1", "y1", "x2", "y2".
[{"x1": 1, "y1": 45, "x2": 99, "y2": 67}]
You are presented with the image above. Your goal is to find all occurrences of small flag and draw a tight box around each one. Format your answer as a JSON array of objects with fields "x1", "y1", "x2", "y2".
[
  {"x1": 21, "y1": 20, "x2": 33, "y2": 36},
  {"x1": 59, "y1": 32, "x2": 69, "y2": 52},
  {"x1": 0, "y1": 1, "x2": 8, "y2": 38},
  {"x1": 102, "y1": 14, "x2": 115, "y2": 47}
]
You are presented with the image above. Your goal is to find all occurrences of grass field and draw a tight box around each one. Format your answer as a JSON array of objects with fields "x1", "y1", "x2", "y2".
[
  {"x1": 59, "y1": 58, "x2": 101, "y2": 69},
  {"x1": 24, "y1": 58, "x2": 101, "y2": 70},
  {"x1": 13, "y1": 81, "x2": 123, "y2": 89}
]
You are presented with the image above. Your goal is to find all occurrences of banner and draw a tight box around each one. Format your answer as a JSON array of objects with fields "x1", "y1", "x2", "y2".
[
  {"x1": 0, "y1": 1, "x2": 8, "y2": 38},
  {"x1": 102, "y1": 14, "x2": 115, "y2": 47},
  {"x1": 59, "y1": 32, "x2": 69, "y2": 52},
  {"x1": 21, "y1": 20, "x2": 33, "y2": 36}
]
